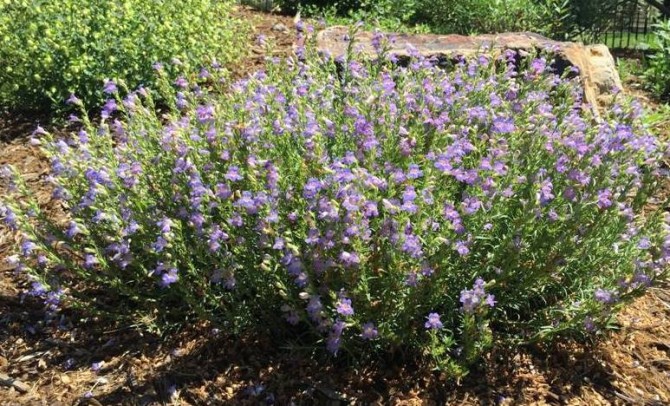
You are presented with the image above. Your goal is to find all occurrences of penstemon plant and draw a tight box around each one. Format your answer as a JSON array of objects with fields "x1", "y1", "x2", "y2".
[{"x1": 2, "y1": 26, "x2": 669, "y2": 377}]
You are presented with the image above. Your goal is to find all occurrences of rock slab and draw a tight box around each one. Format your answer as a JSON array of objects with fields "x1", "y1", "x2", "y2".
[{"x1": 316, "y1": 27, "x2": 623, "y2": 114}]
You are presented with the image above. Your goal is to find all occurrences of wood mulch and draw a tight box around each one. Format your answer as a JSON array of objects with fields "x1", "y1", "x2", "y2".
[{"x1": 1, "y1": 6, "x2": 669, "y2": 405}]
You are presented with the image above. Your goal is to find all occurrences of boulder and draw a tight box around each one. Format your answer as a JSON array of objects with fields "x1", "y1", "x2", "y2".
[{"x1": 315, "y1": 27, "x2": 623, "y2": 116}]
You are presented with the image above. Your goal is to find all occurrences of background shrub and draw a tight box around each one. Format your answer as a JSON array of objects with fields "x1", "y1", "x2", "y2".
[
  {"x1": 271, "y1": 0, "x2": 572, "y2": 37},
  {"x1": 643, "y1": 20, "x2": 670, "y2": 100},
  {"x1": 2, "y1": 31, "x2": 669, "y2": 375},
  {"x1": 413, "y1": 0, "x2": 567, "y2": 36},
  {"x1": 0, "y1": 0, "x2": 246, "y2": 113}
]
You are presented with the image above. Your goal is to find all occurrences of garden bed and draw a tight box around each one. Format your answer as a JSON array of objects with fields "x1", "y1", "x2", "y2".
[{"x1": 1, "y1": 7, "x2": 670, "y2": 405}]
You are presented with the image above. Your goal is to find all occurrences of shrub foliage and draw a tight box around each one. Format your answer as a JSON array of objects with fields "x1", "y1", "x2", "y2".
[
  {"x1": 413, "y1": 0, "x2": 568, "y2": 37},
  {"x1": 282, "y1": 0, "x2": 571, "y2": 37},
  {"x1": 2, "y1": 30, "x2": 669, "y2": 375},
  {"x1": 0, "y1": 0, "x2": 245, "y2": 113},
  {"x1": 644, "y1": 19, "x2": 670, "y2": 101}
]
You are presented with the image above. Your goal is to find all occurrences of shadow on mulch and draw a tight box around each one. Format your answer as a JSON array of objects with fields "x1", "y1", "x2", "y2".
[
  {"x1": 78, "y1": 327, "x2": 621, "y2": 405},
  {"x1": 1, "y1": 269, "x2": 625, "y2": 405}
]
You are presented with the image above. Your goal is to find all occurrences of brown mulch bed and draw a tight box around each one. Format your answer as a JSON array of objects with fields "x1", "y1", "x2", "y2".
[{"x1": 1, "y1": 6, "x2": 670, "y2": 405}]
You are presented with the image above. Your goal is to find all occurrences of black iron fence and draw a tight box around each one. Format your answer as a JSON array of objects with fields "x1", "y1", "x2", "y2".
[{"x1": 594, "y1": 0, "x2": 666, "y2": 49}]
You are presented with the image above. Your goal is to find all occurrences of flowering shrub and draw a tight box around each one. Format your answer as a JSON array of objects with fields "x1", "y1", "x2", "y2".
[
  {"x1": 0, "y1": 0, "x2": 245, "y2": 113},
  {"x1": 2, "y1": 29, "x2": 669, "y2": 376}
]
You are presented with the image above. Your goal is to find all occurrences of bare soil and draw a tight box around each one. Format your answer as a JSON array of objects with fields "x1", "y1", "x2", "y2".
[{"x1": 1, "y1": 6, "x2": 669, "y2": 405}]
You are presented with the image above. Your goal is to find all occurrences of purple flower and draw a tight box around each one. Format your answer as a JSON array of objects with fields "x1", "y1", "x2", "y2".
[
  {"x1": 425, "y1": 313, "x2": 443, "y2": 330},
  {"x1": 190, "y1": 213, "x2": 205, "y2": 229},
  {"x1": 160, "y1": 268, "x2": 179, "y2": 287},
  {"x1": 596, "y1": 189, "x2": 613, "y2": 209},
  {"x1": 66, "y1": 221, "x2": 82, "y2": 238},
  {"x1": 530, "y1": 58, "x2": 547, "y2": 74},
  {"x1": 32, "y1": 126, "x2": 47, "y2": 137},
  {"x1": 584, "y1": 316, "x2": 596, "y2": 332},
  {"x1": 461, "y1": 196, "x2": 482, "y2": 215},
  {"x1": 407, "y1": 164, "x2": 423, "y2": 179},
  {"x1": 638, "y1": 237, "x2": 651, "y2": 250},
  {"x1": 84, "y1": 254, "x2": 98, "y2": 269},
  {"x1": 101, "y1": 99, "x2": 117, "y2": 119},
  {"x1": 336, "y1": 298, "x2": 354, "y2": 316},
  {"x1": 284, "y1": 311, "x2": 300, "y2": 325},
  {"x1": 303, "y1": 178, "x2": 323, "y2": 199},
  {"x1": 460, "y1": 278, "x2": 495, "y2": 313},
  {"x1": 563, "y1": 187, "x2": 577, "y2": 201},
  {"x1": 402, "y1": 186, "x2": 418, "y2": 213},
  {"x1": 103, "y1": 79, "x2": 118, "y2": 94},
  {"x1": 28, "y1": 281, "x2": 47, "y2": 297},
  {"x1": 91, "y1": 361, "x2": 104, "y2": 372},
  {"x1": 402, "y1": 186, "x2": 417, "y2": 203},
  {"x1": 1, "y1": 206, "x2": 18, "y2": 229},
  {"x1": 224, "y1": 273, "x2": 236, "y2": 290},
  {"x1": 158, "y1": 217, "x2": 173, "y2": 234},
  {"x1": 176, "y1": 92, "x2": 188, "y2": 109},
  {"x1": 455, "y1": 240, "x2": 469, "y2": 256},
  {"x1": 21, "y1": 240, "x2": 38, "y2": 257},
  {"x1": 66, "y1": 93, "x2": 81, "y2": 105},
  {"x1": 339, "y1": 251, "x2": 360, "y2": 267},
  {"x1": 225, "y1": 166, "x2": 243, "y2": 182},
  {"x1": 215, "y1": 183, "x2": 232, "y2": 199},
  {"x1": 272, "y1": 237, "x2": 285, "y2": 250},
  {"x1": 175, "y1": 76, "x2": 188, "y2": 88},
  {"x1": 360, "y1": 322, "x2": 378, "y2": 340},
  {"x1": 405, "y1": 272, "x2": 419, "y2": 287},
  {"x1": 363, "y1": 201, "x2": 379, "y2": 218},
  {"x1": 632, "y1": 272, "x2": 652, "y2": 288},
  {"x1": 305, "y1": 228, "x2": 320, "y2": 245},
  {"x1": 199, "y1": 67, "x2": 211, "y2": 79},
  {"x1": 306, "y1": 296, "x2": 323, "y2": 320},
  {"x1": 196, "y1": 105, "x2": 215, "y2": 123},
  {"x1": 208, "y1": 226, "x2": 228, "y2": 252},
  {"x1": 492, "y1": 116, "x2": 515, "y2": 134},
  {"x1": 594, "y1": 288, "x2": 615, "y2": 304},
  {"x1": 443, "y1": 203, "x2": 460, "y2": 222},
  {"x1": 538, "y1": 179, "x2": 554, "y2": 205},
  {"x1": 402, "y1": 233, "x2": 423, "y2": 258},
  {"x1": 326, "y1": 334, "x2": 341, "y2": 354},
  {"x1": 62, "y1": 358, "x2": 75, "y2": 370}
]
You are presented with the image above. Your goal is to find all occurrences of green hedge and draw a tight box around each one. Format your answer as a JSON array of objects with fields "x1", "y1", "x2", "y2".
[{"x1": 0, "y1": 0, "x2": 247, "y2": 113}]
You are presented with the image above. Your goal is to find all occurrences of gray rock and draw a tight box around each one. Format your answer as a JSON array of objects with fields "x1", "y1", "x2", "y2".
[
  {"x1": 271, "y1": 23, "x2": 289, "y2": 33},
  {"x1": 316, "y1": 27, "x2": 623, "y2": 116},
  {"x1": 0, "y1": 372, "x2": 30, "y2": 393}
]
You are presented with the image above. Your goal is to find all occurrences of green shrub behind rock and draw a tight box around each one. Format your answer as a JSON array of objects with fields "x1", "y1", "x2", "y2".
[
  {"x1": 0, "y1": 0, "x2": 246, "y2": 113},
  {"x1": 644, "y1": 20, "x2": 670, "y2": 101}
]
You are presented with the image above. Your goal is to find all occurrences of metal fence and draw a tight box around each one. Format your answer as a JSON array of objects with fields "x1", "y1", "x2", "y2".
[{"x1": 596, "y1": 0, "x2": 665, "y2": 49}]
